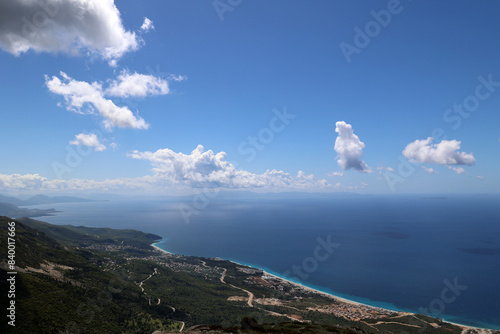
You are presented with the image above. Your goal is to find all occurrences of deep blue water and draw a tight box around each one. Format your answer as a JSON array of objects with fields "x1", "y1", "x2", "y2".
[{"x1": 30, "y1": 194, "x2": 500, "y2": 329}]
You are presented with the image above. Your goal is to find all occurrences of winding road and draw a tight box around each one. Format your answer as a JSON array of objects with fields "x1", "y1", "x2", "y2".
[
  {"x1": 219, "y1": 268, "x2": 254, "y2": 307},
  {"x1": 139, "y1": 267, "x2": 158, "y2": 293},
  {"x1": 219, "y1": 268, "x2": 227, "y2": 283},
  {"x1": 218, "y1": 267, "x2": 308, "y2": 322}
]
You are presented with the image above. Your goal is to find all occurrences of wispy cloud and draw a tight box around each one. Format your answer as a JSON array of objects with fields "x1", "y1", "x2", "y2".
[
  {"x1": 140, "y1": 17, "x2": 155, "y2": 32},
  {"x1": 70, "y1": 133, "x2": 106, "y2": 152},
  {"x1": 105, "y1": 71, "x2": 170, "y2": 98},
  {"x1": 377, "y1": 166, "x2": 395, "y2": 172},
  {"x1": 448, "y1": 166, "x2": 467, "y2": 175},
  {"x1": 421, "y1": 166, "x2": 438, "y2": 174},
  {"x1": 0, "y1": 173, "x2": 149, "y2": 192}
]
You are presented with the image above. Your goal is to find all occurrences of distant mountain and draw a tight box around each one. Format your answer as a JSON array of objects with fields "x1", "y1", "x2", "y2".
[
  {"x1": 22, "y1": 194, "x2": 55, "y2": 205},
  {"x1": 0, "y1": 193, "x2": 98, "y2": 206},
  {"x1": 22, "y1": 194, "x2": 97, "y2": 206},
  {"x1": 0, "y1": 202, "x2": 57, "y2": 218},
  {"x1": 0, "y1": 193, "x2": 96, "y2": 218},
  {"x1": 0, "y1": 194, "x2": 25, "y2": 206}
]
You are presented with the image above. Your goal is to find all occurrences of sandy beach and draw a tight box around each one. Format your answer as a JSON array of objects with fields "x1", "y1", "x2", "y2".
[
  {"x1": 151, "y1": 242, "x2": 498, "y2": 333},
  {"x1": 258, "y1": 267, "x2": 497, "y2": 333},
  {"x1": 260, "y1": 269, "x2": 382, "y2": 308},
  {"x1": 151, "y1": 242, "x2": 173, "y2": 254}
]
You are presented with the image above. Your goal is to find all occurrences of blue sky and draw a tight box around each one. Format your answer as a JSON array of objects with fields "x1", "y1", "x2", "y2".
[{"x1": 0, "y1": 0, "x2": 499, "y2": 195}]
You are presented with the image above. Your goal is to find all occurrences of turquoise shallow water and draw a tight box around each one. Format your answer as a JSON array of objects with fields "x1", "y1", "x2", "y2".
[{"x1": 32, "y1": 194, "x2": 500, "y2": 329}]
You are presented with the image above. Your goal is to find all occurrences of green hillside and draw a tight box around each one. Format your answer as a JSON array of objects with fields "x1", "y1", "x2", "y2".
[{"x1": 0, "y1": 216, "x2": 177, "y2": 334}]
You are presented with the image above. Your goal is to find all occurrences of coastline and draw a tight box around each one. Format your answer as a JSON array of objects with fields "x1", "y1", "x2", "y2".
[
  {"x1": 150, "y1": 240, "x2": 498, "y2": 333},
  {"x1": 151, "y1": 241, "x2": 173, "y2": 254},
  {"x1": 251, "y1": 265, "x2": 497, "y2": 332},
  {"x1": 258, "y1": 267, "x2": 390, "y2": 309}
]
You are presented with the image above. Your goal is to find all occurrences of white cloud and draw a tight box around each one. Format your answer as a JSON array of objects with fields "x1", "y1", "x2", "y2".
[
  {"x1": 168, "y1": 74, "x2": 187, "y2": 82},
  {"x1": 476, "y1": 175, "x2": 484, "y2": 179},
  {"x1": 377, "y1": 166, "x2": 395, "y2": 172},
  {"x1": 0, "y1": 0, "x2": 140, "y2": 64},
  {"x1": 334, "y1": 121, "x2": 371, "y2": 173},
  {"x1": 140, "y1": 17, "x2": 155, "y2": 32},
  {"x1": 70, "y1": 133, "x2": 106, "y2": 152},
  {"x1": 0, "y1": 174, "x2": 48, "y2": 190},
  {"x1": 105, "y1": 72, "x2": 169, "y2": 98},
  {"x1": 0, "y1": 173, "x2": 152, "y2": 192},
  {"x1": 0, "y1": 145, "x2": 371, "y2": 193},
  {"x1": 45, "y1": 72, "x2": 149, "y2": 130},
  {"x1": 46, "y1": 71, "x2": 181, "y2": 129},
  {"x1": 421, "y1": 166, "x2": 438, "y2": 174},
  {"x1": 327, "y1": 171, "x2": 344, "y2": 177},
  {"x1": 0, "y1": 146, "x2": 362, "y2": 193},
  {"x1": 128, "y1": 145, "x2": 335, "y2": 190},
  {"x1": 0, "y1": 171, "x2": 346, "y2": 193},
  {"x1": 448, "y1": 166, "x2": 467, "y2": 175},
  {"x1": 402, "y1": 138, "x2": 475, "y2": 165}
]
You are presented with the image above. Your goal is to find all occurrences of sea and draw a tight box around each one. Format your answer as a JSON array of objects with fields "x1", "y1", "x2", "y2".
[{"x1": 25, "y1": 193, "x2": 500, "y2": 329}]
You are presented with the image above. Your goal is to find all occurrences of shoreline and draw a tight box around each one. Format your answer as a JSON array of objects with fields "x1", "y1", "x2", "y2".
[
  {"x1": 258, "y1": 267, "x2": 391, "y2": 309},
  {"x1": 262, "y1": 269, "x2": 495, "y2": 332},
  {"x1": 151, "y1": 240, "x2": 498, "y2": 332},
  {"x1": 255, "y1": 266, "x2": 498, "y2": 332},
  {"x1": 151, "y1": 241, "x2": 173, "y2": 254}
]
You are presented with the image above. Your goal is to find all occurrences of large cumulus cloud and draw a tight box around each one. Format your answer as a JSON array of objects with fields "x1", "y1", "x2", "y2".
[
  {"x1": 0, "y1": 145, "x2": 357, "y2": 193},
  {"x1": 0, "y1": 0, "x2": 142, "y2": 64},
  {"x1": 128, "y1": 145, "x2": 332, "y2": 189},
  {"x1": 334, "y1": 121, "x2": 371, "y2": 173},
  {"x1": 402, "y1": 138, "x2": 475, "y2": 165}
]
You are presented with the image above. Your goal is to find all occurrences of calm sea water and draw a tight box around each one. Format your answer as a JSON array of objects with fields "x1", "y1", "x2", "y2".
[{"x1": 29, "y1": 194, "x2": 500, "y2": 329}]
